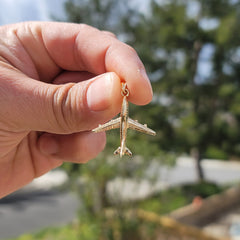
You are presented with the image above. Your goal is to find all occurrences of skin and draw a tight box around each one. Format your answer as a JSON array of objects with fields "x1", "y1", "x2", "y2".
[{"x1": 0, "y1": 22, "x2": 153, "y2": 198}]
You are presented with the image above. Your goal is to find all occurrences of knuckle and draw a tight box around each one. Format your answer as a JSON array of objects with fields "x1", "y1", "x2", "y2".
[
  {"x1": 101, "y1": 30, "x2": 117, "y2": 39},
  {"x1": 51, "y1": 83, "x2": 84, "y2": 133}
]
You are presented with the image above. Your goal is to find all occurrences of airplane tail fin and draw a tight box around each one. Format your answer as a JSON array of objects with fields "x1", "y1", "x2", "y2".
[{"x1": 114, "y1": 147, "x2": 132, "y2": 158}]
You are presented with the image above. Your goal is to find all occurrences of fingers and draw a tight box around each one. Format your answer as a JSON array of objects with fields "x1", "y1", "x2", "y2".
[
  {"x1": 41, "y1": 22, "x2": 153, "y2": 105},
  {"x1": 38, "y1": 131, "x2": 106, "y2": 163},
  {"x1": 0, "y1": 70, "x2": 122, "y2": 133},
  {"x1": 4, "y1": 22, "x2": 152, "y2": 105}
]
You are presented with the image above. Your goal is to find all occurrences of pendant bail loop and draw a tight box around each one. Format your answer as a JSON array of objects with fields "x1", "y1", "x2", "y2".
[{"x1": 121, "y1": 83, "x2": 129, "y2": 97}]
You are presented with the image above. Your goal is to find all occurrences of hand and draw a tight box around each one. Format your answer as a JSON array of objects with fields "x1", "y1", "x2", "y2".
[{"x1": 0, "y1": 22, "x2": 153, "y2": 197}]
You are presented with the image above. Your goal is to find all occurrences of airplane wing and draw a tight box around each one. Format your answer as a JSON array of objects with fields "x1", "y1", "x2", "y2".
[
  {"x1": 128, "y1": 118, "x2": 156, "y2": 136},
  {"x1": 92, "y1": 117, "x2": 120, "y2": 133}
]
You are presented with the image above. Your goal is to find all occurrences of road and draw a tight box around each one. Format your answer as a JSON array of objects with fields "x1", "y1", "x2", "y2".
[
  {"x1": 167, "y1": 157, "x2": 240, "y2": 185},
  {"x1": 107, "y1": 157, "x2": 240, "y2": 202},
  {"x1": 0, "y1": 190, "x2": 78, "y2": 239}
]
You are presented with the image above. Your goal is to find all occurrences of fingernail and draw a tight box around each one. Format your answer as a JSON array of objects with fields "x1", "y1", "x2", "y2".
[
  {"x1": 40, "y1": 136, "x2": 59, "y2": 155},
  {"x1": 87, "y1": 73, "x2": 113, "y2": 111}
]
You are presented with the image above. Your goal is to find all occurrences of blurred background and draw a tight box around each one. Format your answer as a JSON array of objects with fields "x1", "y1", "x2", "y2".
[{"x1": 1, "y1": 0, "x2": 240, "y2": 239}]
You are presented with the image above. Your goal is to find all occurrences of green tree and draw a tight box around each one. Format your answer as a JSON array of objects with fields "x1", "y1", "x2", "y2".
[{"x1": 123, "y1": 0, "x2": 240, "y2": 180}]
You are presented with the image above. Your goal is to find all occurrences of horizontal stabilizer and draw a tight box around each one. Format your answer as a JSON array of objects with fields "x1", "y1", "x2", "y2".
[{"x1": 114, "y1": 146, "x2": 132, "y2": 158}]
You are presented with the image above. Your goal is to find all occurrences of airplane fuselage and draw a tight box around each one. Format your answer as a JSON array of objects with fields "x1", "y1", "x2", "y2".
[{"x1": 119, "y1": 96, "x2": 129, "y2": 157}]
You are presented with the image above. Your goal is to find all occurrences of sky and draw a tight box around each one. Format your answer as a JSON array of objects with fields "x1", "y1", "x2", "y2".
[
  {"x1": 0, "y1": 0, "x2": 150, "y2": 25},
  {"x1": 0, "y1": 0, "x2": 66, "y2": 25}
]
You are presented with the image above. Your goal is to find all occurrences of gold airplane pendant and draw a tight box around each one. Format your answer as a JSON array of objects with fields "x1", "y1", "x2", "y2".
[{"x1": 92, "y1": 83, "x2": 156, "y2": 157}]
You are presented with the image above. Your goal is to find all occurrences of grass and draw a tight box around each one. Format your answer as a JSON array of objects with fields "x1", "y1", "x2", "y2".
[
  {"x1": 137, "y1": 187, "x2": 188, "y2": 214},
  {"x1": 137, "y1": 181, "x2": 224, "y2": 215}
]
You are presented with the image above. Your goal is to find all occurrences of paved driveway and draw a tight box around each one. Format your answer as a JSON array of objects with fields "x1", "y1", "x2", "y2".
[{"x1": 0, "y1": 190, "x2": 78, "y2": 239}]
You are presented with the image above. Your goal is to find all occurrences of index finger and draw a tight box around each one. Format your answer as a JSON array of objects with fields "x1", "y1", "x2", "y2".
[
  {"x1": 43, "y1": 23, "x2": 153, "y2": 105},
  {"x1": 15, "y1": 22, "x2": 153, "y2": 105}
]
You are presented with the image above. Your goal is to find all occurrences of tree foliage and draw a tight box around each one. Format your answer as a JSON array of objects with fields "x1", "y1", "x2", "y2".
[
  {"x1": 63, "y1": 0, "x2": 240, "y2": 161},
  {"x1": 128, "y1": 0, "x2": 240, "y2": 158}
]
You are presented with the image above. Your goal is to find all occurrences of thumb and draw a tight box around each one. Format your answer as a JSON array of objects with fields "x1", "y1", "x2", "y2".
[{"x1": 1, "y1": 72, "x2": 122, "y2": 133}]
